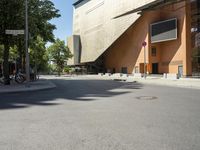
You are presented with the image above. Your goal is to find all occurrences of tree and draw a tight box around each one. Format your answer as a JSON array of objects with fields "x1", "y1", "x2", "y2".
[
  {"x1": 0, "y1": 45, "x2": 3, "y2": 77},
  {"x1": 0, "y1": 0, "x2": 21, "y2": 84},
  {"x1": 9, "y1": 45, "x2": 18, "y2": 62},
  {"x1": 48, "y1": 39, "x2": 72, "y2": 76},
  {"x1": 0, "y1": 0, "x2": 60, "y2": 84},
  {"x1": 30, "y1": 36, "x2": 48, "y2": 74},
  {"x1": 0, "y1": 45, "x2": 3, "y2": 63}
]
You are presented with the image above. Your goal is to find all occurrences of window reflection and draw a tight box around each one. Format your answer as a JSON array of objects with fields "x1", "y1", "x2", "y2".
[{"x1": 191, "y1": 0, "x2": 200, "y2": 76}]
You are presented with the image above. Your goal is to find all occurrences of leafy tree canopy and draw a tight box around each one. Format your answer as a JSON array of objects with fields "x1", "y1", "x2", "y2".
[
  {"x1": 30, "y1": 36, "x2": 48, "y2": 72},
  {"x1": 0, "y1": 0, "x2": 60, "y2": 84},
  {"x1": 48, "y1": 39, "x2": 72, "y2": 76}
]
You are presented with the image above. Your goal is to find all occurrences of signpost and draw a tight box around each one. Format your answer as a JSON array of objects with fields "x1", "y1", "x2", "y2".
[
  {"x1": 5, "y1": 0, "x2": 30, "y2": 82},
  {"x1": 142, "y1": 41, "x2": 147, "y2": 79},
  {"x1": 25, "y1": 0, "x2": 30, "y2": 82}
]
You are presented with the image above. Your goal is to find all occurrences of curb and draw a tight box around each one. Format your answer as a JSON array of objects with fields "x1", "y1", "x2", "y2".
[
  {"x1": 0, "y1": 80, "x2": 56, "y2": 94},
  {"x1": 85, "y1": 75, "x2": 200, "y2": 90},
  {"x1": 132, "y1": 80, "x2": 200, "y2": 90}
]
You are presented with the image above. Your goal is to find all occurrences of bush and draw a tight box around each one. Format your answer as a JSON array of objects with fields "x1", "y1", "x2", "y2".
[{"x1": 63, "y1": 66, "x2": 72, "y2": 73}]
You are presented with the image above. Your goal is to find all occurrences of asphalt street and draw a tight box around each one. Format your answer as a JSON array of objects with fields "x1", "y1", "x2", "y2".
[{"x1": 0, "y1": 76, "x2": 200, "y2": 150}]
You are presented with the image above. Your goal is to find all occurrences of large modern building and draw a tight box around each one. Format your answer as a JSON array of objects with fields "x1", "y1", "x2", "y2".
[{"x1": 68, "y1": 0, "x2": 200, "y2": 77}]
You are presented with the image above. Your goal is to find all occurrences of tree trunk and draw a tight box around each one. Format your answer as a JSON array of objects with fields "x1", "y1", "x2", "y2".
[
  {"x1": 57, "y1": 65, "x2": 61, "y2": 76},
  {"x1": 3, "y1": 38, "x2": 10, "y2": 85},
  {"x1": 18, "y1": 38, "x2": 23, "y2": 71}
]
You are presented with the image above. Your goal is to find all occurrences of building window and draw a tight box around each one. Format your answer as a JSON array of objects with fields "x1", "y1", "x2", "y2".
[
  {"x1": 151, "y1": 47, "x2": 157, "y2": 56},
  {"x1": 112, "y1": 68, "x2": 116, "y2": 73},
  {"x1": 121, "y1": 67, "x2": 127, "y2": 74}
]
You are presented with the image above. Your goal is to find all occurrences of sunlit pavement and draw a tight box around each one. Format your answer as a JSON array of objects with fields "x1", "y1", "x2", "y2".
[{"x1": 0, "y1": 76, "x2": 200, "y2": 150}]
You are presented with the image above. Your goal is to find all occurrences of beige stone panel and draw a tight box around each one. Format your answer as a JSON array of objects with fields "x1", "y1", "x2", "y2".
[
  {"x1": 67, "y1": 36, "x2": 74, "y2": 66},
  {"x1": 67, "y1": 35, "x2": 80, "y2": 65}
]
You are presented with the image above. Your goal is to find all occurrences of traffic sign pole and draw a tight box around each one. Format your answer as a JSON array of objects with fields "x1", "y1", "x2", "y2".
[
  {"x1": 142, "y1": 41, "x2": 147, "y2": 79},
  {"x1": 25, "y1": 0, "x2": 30, "y2": 82}
]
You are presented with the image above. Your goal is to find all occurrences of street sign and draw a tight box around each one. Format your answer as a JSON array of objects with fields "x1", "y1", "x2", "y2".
[
  {"x1": 195, "y1": 32, "x2": 200, "y2": 47},
  {"x1": 5, "y1": 30, "x2": 24, "y2": 36},
  {"x1": 142, "y1": 41, "x2": 147, "y2": 47}
]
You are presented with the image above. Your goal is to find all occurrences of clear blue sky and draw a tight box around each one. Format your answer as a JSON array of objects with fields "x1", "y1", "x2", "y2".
[{"x1": 50, "y1": 0, "x2": 74, "y2": 44}]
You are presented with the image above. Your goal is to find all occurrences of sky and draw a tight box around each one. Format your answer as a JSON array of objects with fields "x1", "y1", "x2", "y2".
[{"x1": 49, "y1": 0, "x2": 74, "y2": 44}]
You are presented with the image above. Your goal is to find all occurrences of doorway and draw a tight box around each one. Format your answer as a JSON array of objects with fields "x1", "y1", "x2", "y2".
[
  {"x1": 178, "y1": 65, "x2": 183, "y2": 78},
  {"x1": 152, "y1": 63, "x2": 159, "y2": 74}
]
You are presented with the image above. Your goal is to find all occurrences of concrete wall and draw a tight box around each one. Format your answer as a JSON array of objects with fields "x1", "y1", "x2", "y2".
[
  {"x1": 103, "y1": 1, "x2": 192, "y2": 76},
  {"x1": 72, "y1": 0, "x2": 158, "y2": 63},
  {"x1": 67, "y1": 35, "x2": 81, "y2": 66}
]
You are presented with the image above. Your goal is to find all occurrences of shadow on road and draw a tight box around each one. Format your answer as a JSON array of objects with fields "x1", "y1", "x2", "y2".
[{"x1": 0, "y1": 79, "x2": 143, "y2": 110}]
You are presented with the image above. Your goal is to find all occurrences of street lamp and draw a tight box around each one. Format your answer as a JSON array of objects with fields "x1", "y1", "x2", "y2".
[{"x1": 25, "y1": 0, "x2": 30, "y2": 82}]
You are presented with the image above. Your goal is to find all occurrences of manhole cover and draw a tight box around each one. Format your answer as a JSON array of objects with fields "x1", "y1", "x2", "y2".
[{"x1": 136, "y1": 96, "x2": 158, "y2": 100}]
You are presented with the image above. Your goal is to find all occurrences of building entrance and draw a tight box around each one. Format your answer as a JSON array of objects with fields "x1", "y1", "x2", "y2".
[
  {"x1": 178, "y1": 65, "x2": 183, "y2": 78},
  {"x1": 152, "y1": 63, "x2": 159, "y2": 74}
]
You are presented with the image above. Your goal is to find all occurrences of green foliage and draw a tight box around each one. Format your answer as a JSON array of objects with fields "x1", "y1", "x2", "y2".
[
  {"x1": 0, "y1": 0, "x2": 60, "y2": 84},
  {"x1": 0, "y1": 44, "x2": 19, "y2": 62},
  {"x1": 63, "y1": 66, "x2": 72, "y2": 73},
  {"x1": 48, "y1": 39, "x2": 72, "y2": 76},
  {"x1": 9, "y1": 45, "x2": 18, "y2": 61},
  {"x1": 28, "y1": 0, "x2": 61, "y2": 43},
  {"x1": 30, "y1": 36, "x2": 49, "y2": 72},
  {"x1": 0, "y1": 45, "x2": 3, "y2": 63}
]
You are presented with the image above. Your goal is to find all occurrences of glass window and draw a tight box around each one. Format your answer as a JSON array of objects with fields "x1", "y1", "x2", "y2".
[
  {"x1": 151, "y1": 47, "x2": 157, "y2": 56},
  {"x1": 191, "y1": 0, "x2": 200, "y2": 76},
  {"x1": 121, "y1": 67, "x2": 127, "y2": 74}
]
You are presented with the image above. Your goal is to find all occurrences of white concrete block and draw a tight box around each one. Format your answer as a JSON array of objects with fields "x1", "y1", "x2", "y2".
[
  {"x1": 166, "y1": 73, "x2": 178, "y2": 80},
  {"x1": 104, "y1": 73, "x2": 112, "y2": 76},
  {"x1": 134, "y1": 73, "x2": 143, "y2": 78},
  {"x1": 98, "y1": 73, "x2": 104, "y2": 76},
  {"x1": 163, "y1": 73, "x2": 167, "y2": 79},
  {"x1": 121, "y1": 74, "x2": 129, "y2": 77},
  {"x1": 112, "y1": 73, "x2": 123, "y2": 78}
]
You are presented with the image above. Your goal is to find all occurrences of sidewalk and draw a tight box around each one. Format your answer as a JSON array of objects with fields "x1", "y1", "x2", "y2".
[
  {"x1": 128, "y1": 77, "x2": 200, "y2": 89},
  {"x1": 0, "y1": 79, "x2": 56, "y2": 93},
  {"x1": 84, "y1": 75, "x2": 200, "y2": 90}
]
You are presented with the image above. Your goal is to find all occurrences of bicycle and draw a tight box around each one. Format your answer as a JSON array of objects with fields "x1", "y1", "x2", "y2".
[{"x1": 0, "y1": 71, "x2": 26, "y2": 84}]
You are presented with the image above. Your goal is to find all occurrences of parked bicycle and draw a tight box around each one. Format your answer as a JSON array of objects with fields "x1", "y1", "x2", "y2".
[{"x1": 0, "y1": 71, "x2": 26, "y2": 84}]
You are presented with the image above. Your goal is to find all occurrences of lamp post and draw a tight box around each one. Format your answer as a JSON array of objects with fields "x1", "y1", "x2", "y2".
[
  {"x1": 142, "y1": 41, "x2": 147, "y2": 79},
  {"x1": 25, "y1": 0, "x2": 30, "y2": 82}
]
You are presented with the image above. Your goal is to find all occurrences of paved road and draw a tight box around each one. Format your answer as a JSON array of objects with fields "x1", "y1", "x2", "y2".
[{"x1": 0, "y1": 76, "x2": 200, "y2": 150}]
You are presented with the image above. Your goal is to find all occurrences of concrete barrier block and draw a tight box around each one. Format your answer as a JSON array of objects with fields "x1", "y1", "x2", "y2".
[
  {"x1": 166, "y1": 73, "x2": 178, "y2": 80},
  {"x1": 104, "y1": 73, "x2": 111, "y2": 76},
  {"x1": 121, "y1": 74, "x2": 129, "y2": 77},
  {"x1": 120, "y1": 74, "x2": 128, "y2": 80},
  {"x1": 134, "y1": 73, "x2": 143, "y2": 78},
  {"x1": 112, "y1": 73, "x2": 123, "y2": 78},
  {"x1": 163, "y1": 73, "x2": 167, "y2": 79},
  {"x1": 98, "y1": 73, "x2": 104, "y2": 76}
]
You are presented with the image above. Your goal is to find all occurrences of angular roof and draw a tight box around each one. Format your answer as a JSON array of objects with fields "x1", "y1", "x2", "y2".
[
  {"x1": 114, "y1": 0, "x2": 183, "y2": 18},
  {"x1": 73, "y1": 0, "x2": 86, "y2": 6}
]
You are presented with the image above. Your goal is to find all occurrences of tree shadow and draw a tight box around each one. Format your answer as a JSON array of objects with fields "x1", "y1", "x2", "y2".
[{"x1": 0, "y1": 79, "x2": 143, "y2": 110}]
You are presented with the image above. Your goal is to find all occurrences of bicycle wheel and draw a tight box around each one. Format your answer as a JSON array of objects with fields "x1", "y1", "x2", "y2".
[
  {"x1": 0, "y1": 77, "x2": 4, "y2": 84},
  {"x1": 15, "y1": 74, "x2": 25, "y2": 83}
]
